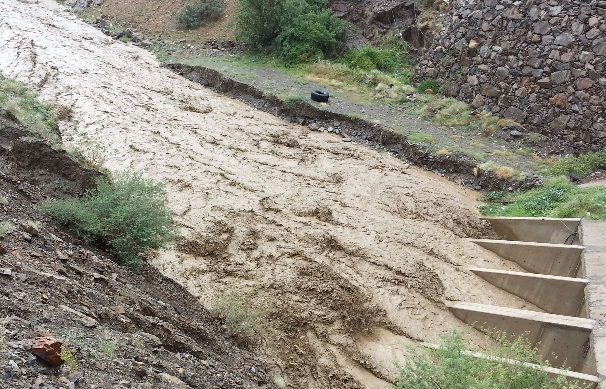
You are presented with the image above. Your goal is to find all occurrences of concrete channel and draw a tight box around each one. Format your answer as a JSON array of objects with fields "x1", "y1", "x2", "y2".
[{"x1": 449, "y1": 217, "x2": 605, "y2": 388}]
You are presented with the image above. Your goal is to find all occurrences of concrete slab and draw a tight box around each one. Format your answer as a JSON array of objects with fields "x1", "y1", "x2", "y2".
[
  {"x1": 481, "y1": 217, "x2": 582, "y2": 244},
  {"x1": 469, "y1": 267, "x2": 588, "y2": 316},
  {"x1": 581, "y1": 220, "x2": 606, "y2": 387},
  {"x1": 470, "y1": 239, "x2": 584, "y2": 277},
  {"x1": 446, "y1": 301, "x2": 595, "y2": 371}
]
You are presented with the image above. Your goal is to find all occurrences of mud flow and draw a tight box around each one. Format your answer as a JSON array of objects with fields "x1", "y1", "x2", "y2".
[{"x1": 0, "y1": 1, "x2": 539, "y2": 387}]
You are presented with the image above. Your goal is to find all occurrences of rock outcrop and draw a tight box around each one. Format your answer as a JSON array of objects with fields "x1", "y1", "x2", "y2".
[{"x1": 415, "y1": 0, "x2": 606, "y2": 150}]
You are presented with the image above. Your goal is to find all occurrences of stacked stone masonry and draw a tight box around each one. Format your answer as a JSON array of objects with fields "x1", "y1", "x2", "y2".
[{"x1": 415, "y1": 0, "x2": 606, "y2": 149}]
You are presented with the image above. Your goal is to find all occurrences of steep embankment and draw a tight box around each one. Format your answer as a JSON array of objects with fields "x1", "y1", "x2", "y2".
[
  {"x1": 1, "y1": 1, "x2": 539, "y2": 387},
  {"x1": 0, "y1": 114, "x2": 276, "y2": 388}
]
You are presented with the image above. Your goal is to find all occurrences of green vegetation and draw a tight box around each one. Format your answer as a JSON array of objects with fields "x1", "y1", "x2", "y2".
[
  {"x1": 342, "y1": 46, "x2": 407, "y2": 73},
  {"x1": 417, "y1": 78, "x2": 440, "y2": 94},
  {"x1": 541, "y1": 149, "x2": 606, "y2": 178},
  {"x1": 283, "y1": 95, "x2": 305, "y2": 109},
  {"x1": 408, "y1": 132, "x2": 435, "y2": 144},
  {"x1": 42, "y1": 173, "x2": 177, "y2": 267},
  {"x1": 0, "y1": 222, "x2": 16, "y2": 238},
  {"x1": 396, "y1": 331, "x2": 587, "y2": 389},
  {"x1": 0, "y1": 76, "x2": 60, "y2": 144},
  {"x1": 98, "y1": 337, "x2": 119, "y2": 357},
  {"x1": 481, "y1": 177, "x2": 606, "y2": 220},
  {"x1": 176, "y1": 0, "x2": 224, "y2": 30},
  {"x1": 235, "y1": 0, "x2": 347, "y2": 63},
  {"x1": 210, "y1": 294, "x2": 265, "y2": 345},
  {"x1": 60, "y1": 348, "x2": 79, "y2": 371}
]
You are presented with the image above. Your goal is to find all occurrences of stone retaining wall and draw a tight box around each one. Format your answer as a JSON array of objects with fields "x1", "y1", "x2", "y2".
[{"x1": 415, "y1": 0, "x2": 606, "y2": 150}]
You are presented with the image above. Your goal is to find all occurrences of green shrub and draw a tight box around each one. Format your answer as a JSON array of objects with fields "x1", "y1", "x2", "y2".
[
  {"x1": 417, "y1": 78, "x2": 440, "y2": 94},
  {"x1": 0, "y1": 77, "x2": 60, "y2": 144},
  {"x1": 176, "y1": 0, "x2": 224, "y2": 30},
  {"x1": 235, "y1": 0, "x2": 347, "y2": 64},
  {"x1": 396, "y1": 331, "x2": 587, "y2": 389},
  {"x1": 42, "y1": 173, "x2": 176, "y2": 267},
  {"x1": 342, "y1": 47, "x2": 405, "y2": 73}
]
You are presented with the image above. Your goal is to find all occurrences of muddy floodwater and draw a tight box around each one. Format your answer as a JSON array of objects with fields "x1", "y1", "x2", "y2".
[{"x1": 0, "y1": 1, "x2": 538, "y2": 387}]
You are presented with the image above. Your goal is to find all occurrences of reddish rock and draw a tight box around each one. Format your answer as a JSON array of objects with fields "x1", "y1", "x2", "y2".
[{"x1": 31, "y1": 336, "x2": 64, "y2": 367}]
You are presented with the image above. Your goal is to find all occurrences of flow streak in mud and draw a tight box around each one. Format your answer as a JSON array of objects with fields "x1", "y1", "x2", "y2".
[{"x1": 0, "y1": 1, "x2": 541, "y2": 387}]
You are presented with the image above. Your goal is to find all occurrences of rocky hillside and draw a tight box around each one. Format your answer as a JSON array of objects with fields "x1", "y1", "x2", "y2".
[
  {"x1": 0, "y1": 112, "x2": 276, "y2": 388},
  {"x1": 416, "y1": 0, "x2": 606, "y2": 150}
]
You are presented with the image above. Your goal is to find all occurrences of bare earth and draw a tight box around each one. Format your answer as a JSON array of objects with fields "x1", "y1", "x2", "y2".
[{"x1": 0, "y1": 1, "x2": 540, "y2": 387}]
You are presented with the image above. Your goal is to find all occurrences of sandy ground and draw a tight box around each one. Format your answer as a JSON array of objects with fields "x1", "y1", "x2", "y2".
[{"x1": 0, "y1": 1, "x2": 539, "y2": 387}]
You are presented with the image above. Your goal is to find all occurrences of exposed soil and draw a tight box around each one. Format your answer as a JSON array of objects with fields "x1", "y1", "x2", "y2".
[
  {"x1": 1, "y1": 1, "x2": 545, "y2": 388},
  {"x1": 0, "y1": 114, "x2": 276, "y2": 388}
]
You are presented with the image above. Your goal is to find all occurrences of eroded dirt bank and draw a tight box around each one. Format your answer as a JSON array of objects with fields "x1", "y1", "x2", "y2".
[{"x1": 0, "y1": 1, "x2": 538, "y2": 387}]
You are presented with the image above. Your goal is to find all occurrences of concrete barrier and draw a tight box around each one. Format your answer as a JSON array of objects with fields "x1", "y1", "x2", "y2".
[
  {"x1": 469, "y1": 267, "x2": 588, "y2": 316},
  {"x1": 447, "y1": 301, "x2": 595, "y2": 371},
  {"x1": 481, "y1": 217, "x2": 582, "y2": 244},
  {"x1": 581, "y1": 220, "x2": 606, "y2": 387},
  {"x1": 470, "y1": 239, "x2": 584, "y2": 277}
]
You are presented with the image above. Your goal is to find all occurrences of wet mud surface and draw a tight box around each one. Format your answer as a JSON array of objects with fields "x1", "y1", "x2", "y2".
[{"x1": 0, "y1": 1, "x2": 542, "y2": 387}]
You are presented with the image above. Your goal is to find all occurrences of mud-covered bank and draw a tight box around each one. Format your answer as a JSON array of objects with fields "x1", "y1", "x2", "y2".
[{"x1": 166, "y1": 63, "x2": 542, "y2": 192}]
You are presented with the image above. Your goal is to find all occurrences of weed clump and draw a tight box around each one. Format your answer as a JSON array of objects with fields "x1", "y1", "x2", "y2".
[
  {"x1": 541, "y1": 149, "x2": 606, "y2": 178},
  {"x1": 396, "y1": 331, "x2": 587, "y2": 389},
  {"x1": 210, "y1": 294, "x2": 265, "y2": 346},
  {"x1": 0, "y1": 77, "x2": 60, "y2": 144},
  {"x1": 176, "y1": 0, "x2": 224, "y2": 30},
  {"x1": 42, "y1": 173, "x2": 176, "y2": 267},
  {"x1": 480, "y1": 177, "x2": 606, "y2": 220}
]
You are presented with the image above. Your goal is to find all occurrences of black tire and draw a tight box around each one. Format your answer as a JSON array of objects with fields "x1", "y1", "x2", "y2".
[{"x1": 311, "y1": 90, "x2": 329, "y2": 103}]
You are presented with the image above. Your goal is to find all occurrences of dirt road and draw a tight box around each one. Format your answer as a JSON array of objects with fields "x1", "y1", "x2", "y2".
[{"x1": 0, "y1": 1, "x2": 537, "y2": 387}]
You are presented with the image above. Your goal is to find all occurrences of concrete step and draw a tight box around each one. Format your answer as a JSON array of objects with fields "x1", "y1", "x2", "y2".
[
  {"x1": 470, "y1": 238, "x2": 584, "y2": 277},
  {"x1": 446, "y1": 301, "x2": 595, "y2": 372},
  {"x1": 423, "y1": 343, "x2": 601, "y2": 388},
  {"x1": 481, "y1": 216, "x2": 582, "y2": 244},
  {"x1": 469, "y1": 267, "x2": 588, "y2": 317}
]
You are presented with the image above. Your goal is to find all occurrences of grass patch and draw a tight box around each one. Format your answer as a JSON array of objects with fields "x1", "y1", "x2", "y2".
[
  {"x1": 0, "y1": 76, "x2": 61, "y2": 145},
  {"x1": 210, "y1": 294, "x2": 265, "y2": 346},
  {"x1": 396, "y1": 331, "x2": 587, "y2": 389},
  {"x1": 540, "y1": 149, "x2": 606, "y2": 178},
  {"x1": 283, "y1": 95, "x2": 305, "y2": 109},
  {"x1": 41, "y1": 172, "x2": 177, "y2": 267},
  {"x1": 408, "y1": 132, "x2": 435, "y2": 144},
  {"x1": 480, "y1": 177, "x2": 606, "y2": 220}
]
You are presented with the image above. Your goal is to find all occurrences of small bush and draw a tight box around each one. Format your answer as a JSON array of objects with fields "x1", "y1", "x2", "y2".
[
  {"x1": 42, "y1": 173, "x2": 176, "y2": 267},
  {"x1": 342, "y1": 47, "x2": 404, "y2": 73},
  {"x1": 396, "y1": 331, "x2": 587, "y2": 389},
  {"x1": 176, "y1": 0, "x2": 224, "y2": 30},
  {"x1": 235, "y1": 0, "x2": 347, "y2": 64},
  {"x1": 417, "y1": 78, "x2": 440, "y2": 94}
]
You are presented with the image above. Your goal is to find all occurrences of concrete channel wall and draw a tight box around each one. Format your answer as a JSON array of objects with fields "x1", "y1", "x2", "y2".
[{"x1": 450, "y1": 216, "x2": 605, "y2": 387}]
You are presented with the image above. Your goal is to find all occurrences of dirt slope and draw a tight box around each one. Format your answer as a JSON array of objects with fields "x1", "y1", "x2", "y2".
[
  {"x1": 0, "y1": 115, "x2": 276, "y2": 388},
  {"x1": 0, "y1": 1, "x2": 538, "y2": 387}
]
